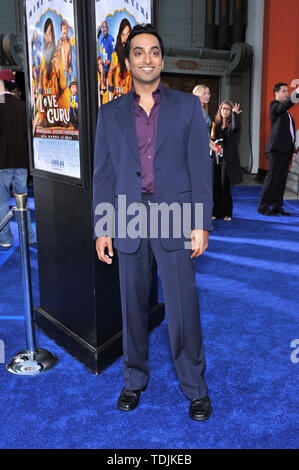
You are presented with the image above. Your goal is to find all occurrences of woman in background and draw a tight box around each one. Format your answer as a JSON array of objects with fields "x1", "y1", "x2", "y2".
[
  {"x1": 211, "y1": 100, "x2": 243, "y2": 221},
  {"x1": 192, "y1": 84, "x2": 212, "y2": 134},
  {"x1": 193, "y1": 84, "x2": 218, "y2": 165}
]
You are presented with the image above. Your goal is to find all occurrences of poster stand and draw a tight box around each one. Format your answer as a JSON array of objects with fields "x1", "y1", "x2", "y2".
[{"x1": 22, "y1": 0, "x2": 164, "y2": 374}]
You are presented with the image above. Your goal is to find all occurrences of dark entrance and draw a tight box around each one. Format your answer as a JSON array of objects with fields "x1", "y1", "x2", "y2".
[{"x1": 161, "y1": 73, "x2": 220, "y2": 123}]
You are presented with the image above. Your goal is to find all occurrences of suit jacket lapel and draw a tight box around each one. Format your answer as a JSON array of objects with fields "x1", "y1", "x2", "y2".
[
  {"x1": 154, "y1": 85, "x2": 179, "y2": 157},
  {"x1": 115, "y1": 91, "x2": 140, "y2": 163},
  {"x1": 114, "y1": 85, "x2": 179, "y2": 163}
]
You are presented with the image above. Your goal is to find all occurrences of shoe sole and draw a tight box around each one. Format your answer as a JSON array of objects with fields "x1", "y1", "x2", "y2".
[
  {"x1": 117, "y1": 401, "x2": 139, "y2": 412},
  {"x1": 258, "y1": 211, "x2": 274, "y2": 216},
  {"x1": 189, "y1": 406, "x2": 212, "y2": 421}
]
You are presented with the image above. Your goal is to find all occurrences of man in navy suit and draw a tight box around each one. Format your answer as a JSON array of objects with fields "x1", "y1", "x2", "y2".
[
  {"x1": 258, "y1": 82, "x2": 299, "y2": 216},
  {"x1": 93, "y1": 24, "x2": 213, "y2": 421}
]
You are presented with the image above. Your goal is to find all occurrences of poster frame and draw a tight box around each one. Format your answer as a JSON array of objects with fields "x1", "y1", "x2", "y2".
[
  {"x1": 22, "y1": 0, "x2": 91, "y2": 187},
  {"x1": 151, "y1": 0, "x2": 155, "y2": 27}
]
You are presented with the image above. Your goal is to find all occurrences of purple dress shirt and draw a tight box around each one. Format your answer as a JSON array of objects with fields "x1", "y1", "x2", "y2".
[{"x1": 132, "y1": 84, "x2": 161, "y2": 194}]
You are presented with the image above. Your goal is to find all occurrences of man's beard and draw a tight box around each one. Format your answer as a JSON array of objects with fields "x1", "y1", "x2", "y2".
[{"x1": 44, "y1": 42, "x2": 56, "y2": 80}]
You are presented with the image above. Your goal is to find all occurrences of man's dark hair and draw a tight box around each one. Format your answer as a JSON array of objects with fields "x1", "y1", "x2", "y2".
[
  {"x1": 124, "y1": 23, "x2": 165, "y2": 60},
  {"x1": 273, "y1": 82, "x2": 288, "y2": 97},
  {"x1": 2, "y1": 80, "x2": 16, "y2": 93}
]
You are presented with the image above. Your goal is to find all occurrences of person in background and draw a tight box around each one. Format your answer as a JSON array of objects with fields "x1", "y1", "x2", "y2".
[
  {"x1": 193, "y1": 84, "x2": 219, "y2": 171},
  {"x1": 211, "y1": 100, "x2": 243, "y2": 221},
  {"x1": 192, "y1": 84, "x2": 212, "y2": 134},
  {"x1": 258, "y1": 83, "x2": 299, "y2": 216},
  {"x1": 0, "y1": 70, "x2": 35, "y2": 248}
]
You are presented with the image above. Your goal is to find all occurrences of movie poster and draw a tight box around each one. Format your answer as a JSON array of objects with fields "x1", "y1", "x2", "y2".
[
  {"x1": 95, "y1": 0, "x2": 151, "y2": 106},
  {"x1": 26, "y1": 0, "x2": 80, "y2": 179}
]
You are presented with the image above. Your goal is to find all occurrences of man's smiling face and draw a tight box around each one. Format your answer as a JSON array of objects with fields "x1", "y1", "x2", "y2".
[{"x1": 125, "y1": 33, "x2": 164, "y2": 86}]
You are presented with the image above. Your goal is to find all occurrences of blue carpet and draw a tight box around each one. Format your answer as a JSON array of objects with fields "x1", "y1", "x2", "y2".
[{"x1": 0, "y1": 186, "x2": 298, "y2": 449}]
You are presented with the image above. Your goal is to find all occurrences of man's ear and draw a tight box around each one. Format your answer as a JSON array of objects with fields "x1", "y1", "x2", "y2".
[
  {"x1": 161, "y1": 59, "x2": 164, "y2": 72},
  {"x1": 125, "y1": 58, "x2": 130, "y2": 72}
]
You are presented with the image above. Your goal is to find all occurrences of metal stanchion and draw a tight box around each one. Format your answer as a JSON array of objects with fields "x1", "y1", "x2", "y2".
[{"x1": 0, "y1": 193, "x2": 58, "y2": 375}]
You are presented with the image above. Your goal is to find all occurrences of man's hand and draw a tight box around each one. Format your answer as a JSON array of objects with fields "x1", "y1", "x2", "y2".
[
  {"x1": 96, "y1": 237, "x2": 114, "y2": 264},
  {"x1": 190, "y1": 230, "x2": 209, "y2": 259},
  {"x1": 292, "y1": 153, "x2": 297, "y2": 162}
]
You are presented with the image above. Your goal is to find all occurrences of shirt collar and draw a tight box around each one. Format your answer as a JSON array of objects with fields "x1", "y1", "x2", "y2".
[{"x1": 132, "y1": 81, "x2": 161, "y2": 101}]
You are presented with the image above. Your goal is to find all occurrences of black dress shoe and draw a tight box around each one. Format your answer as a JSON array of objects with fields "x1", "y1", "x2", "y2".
[
  {"x1": 258, "y1": 208, "x2": 273, "y2": 216},
  {"x1": 272, "y1": 208, "x2": 291, "y2": 216},
  {"x1": 117, "y1": 387, "x2": 142, "y2": 412},
  {"x1": 189, "y1": 396, "x2": 212, "y2": 421}
]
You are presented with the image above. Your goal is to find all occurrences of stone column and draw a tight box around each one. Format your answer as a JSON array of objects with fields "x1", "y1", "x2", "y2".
[
  {"x1": 205, "y1": 0, "x2": 216, "y2": 49},
  {"x1": 219, "y1": 0, "x2": 230, "y2": 49},
  {"x1": 246, "y1": 0, "x2": 265, "y2": 174},
  {"x1": 233, "y1": 0, "x2": 246, "y2": 43}
]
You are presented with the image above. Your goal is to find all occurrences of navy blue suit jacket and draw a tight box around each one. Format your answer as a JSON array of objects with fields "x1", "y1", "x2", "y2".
[{"x1": 93, "y1": 84, "x2": 213, "y2": 253}]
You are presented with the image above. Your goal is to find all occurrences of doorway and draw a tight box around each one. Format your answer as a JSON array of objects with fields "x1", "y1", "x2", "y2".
[{"x1": 161, "y1": 73, "x2": 220, "y2": 123}]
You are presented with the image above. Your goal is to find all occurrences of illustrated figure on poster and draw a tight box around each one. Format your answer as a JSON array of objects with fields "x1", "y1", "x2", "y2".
[
  {"x1": 67, "y1": 64, "x2": 73, "y2": 88},
  {"x1": 33, "y1": 17, "x2": 70, "y2": 133},
  {"x1": 97, "y1": 20, "x2": 115, "y2": 76},
  {"x1": 57, "y1": 19, "x2": 73, "y2": 79},
  {"x1": 69, "y1": 77, "x2": 79, "y2": 129},
  {"x1": 97, "y1": 56, "x2": 106, "y2": 106},
  {"x1": 32, "y1": 30, "x2": 42, "y2": 82},
  {"x1": 106, "y1": 18, "x2": 132, "y2": 101},
  {"x1": 32, "y1": 64, "x2": 39, "y2": 118}
]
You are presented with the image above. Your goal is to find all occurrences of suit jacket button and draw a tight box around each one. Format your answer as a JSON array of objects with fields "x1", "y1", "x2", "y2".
[{"x1": 136, "y1": 171, "x2": 141, "y2": 177}]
